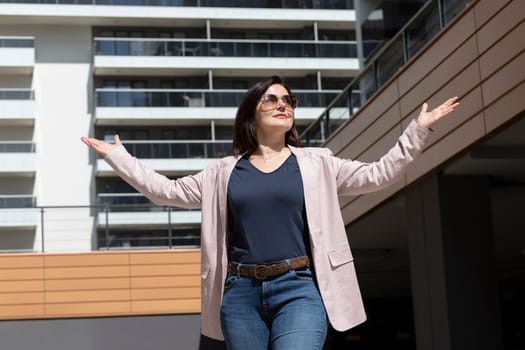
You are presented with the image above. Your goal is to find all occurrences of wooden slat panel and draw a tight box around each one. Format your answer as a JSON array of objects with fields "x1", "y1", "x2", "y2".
[
  {"x1": 129, "y1": 250, "x2": 200, "y2": 265},
  {"x1": 45, "y1": 266, "x2": 129, "y2": 279},
  {"x1": 46, "y1": 290, "x2": 130, "y2": 303},
  {"x1": 0, "y1": 280, "x2": 44, "y2": 293},
  {"x1": 131, "y1": 287, "x2": 200, "y2": 300},
  {"x1": 45, "y1": 277, "x2": 130, "y2": 291},
  {"x1": 44, "y1": 252, "x2": 129, "y2": 267},
  {"x1": 131, "y1": 299, "x2": 200, "y2": 314},
  {"x1": 46, "y1": 301, "x2": 131, "y2": 317},
  {"x1": 130, "y1": 276, "x2": 200, "y2": 289},
  {"x1": 0, "y1": 255, "x2": 43, "y2": 269},
  {"x1": 130, "y1": 263, "x2": 200, "y2": 277},
  {"x1": 0, "y1": 304, "x2": 45, "y2": 318},
  {"x1": 0, "y1": 292, "x2": 45, "y2": 305},
  {"x1": 0, "y1": 268, "x2": 44, "y2": 281}
]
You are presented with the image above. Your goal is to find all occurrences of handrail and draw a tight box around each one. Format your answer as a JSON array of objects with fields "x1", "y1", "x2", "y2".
[
  {"x1": 299, "y1": 0, "x2": 470, "y2": 145},
  {"x1": 0, "y1": 204, "x2": 202, "y2": 252},
  {"x1": 0, "y1": 0, "x2": 354, "y2": 9}
]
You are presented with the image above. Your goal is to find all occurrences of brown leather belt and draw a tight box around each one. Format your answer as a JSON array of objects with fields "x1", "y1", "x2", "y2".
[{"x1": 227, "y1": 256, "x2": 310, "y2": 280}]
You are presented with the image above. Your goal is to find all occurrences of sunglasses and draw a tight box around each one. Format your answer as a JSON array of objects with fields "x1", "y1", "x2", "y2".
[{"x1": 259, "y1": 94, "x2": 299, "y2": 110}]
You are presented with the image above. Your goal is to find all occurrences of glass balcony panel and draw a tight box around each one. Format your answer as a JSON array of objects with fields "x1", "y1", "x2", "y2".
[
  {"x1": 0, "y1": 196, "x2": 36, "y2": 208},
  {"x1": 94, "y1": 39, "x2": 356, "y2": 58},
  {"x1": 132, "y1": 90, "x2": 148, "y2": 107},
  {"x1": 376, "y1": 36, "x2": 404, "y2": 86},
  {"x1": 5, "y1": 0, "x2": 353, "y2": 7},
  {"x1": 359, "y1": 66, "x2": 377, "y2": 101},
  {"x1": 406, "y1": 2, "x2": 441, "y2": 59},
  {"x1": 115, "y1": 41, "x2": 130, "y2": 55},
  {"x1": 0, "y1": 90, "x2": 33, "y2": 100},
  {"x1": 0, "y1": 38, "x2": 34, "y2": 48},
  {"x1": 0, "y1": 142, "x2": 35, "y2": 152},
  {"x1": 441, "y1": 0, "x2": 469, "y2": 25}
]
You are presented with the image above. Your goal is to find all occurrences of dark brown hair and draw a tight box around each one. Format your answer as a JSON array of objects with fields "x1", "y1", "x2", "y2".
[{"x1": 232, "y1": 75, "x2": 301, "y2": 156}]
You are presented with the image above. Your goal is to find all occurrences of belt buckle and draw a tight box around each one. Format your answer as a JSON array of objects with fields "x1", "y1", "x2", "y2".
[{"x1": 254, "y1": 264, "x2": 268, "y2": 280}]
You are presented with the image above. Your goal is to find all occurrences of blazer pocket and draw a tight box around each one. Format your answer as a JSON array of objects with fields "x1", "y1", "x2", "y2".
[{"x1": 328, "y1": 246, "x2": 354, "y2": 268}]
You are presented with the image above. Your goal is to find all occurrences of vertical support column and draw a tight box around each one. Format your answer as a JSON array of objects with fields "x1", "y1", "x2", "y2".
[{"x1": 406, "y1": 173, "x2": 503, "y2": 350}]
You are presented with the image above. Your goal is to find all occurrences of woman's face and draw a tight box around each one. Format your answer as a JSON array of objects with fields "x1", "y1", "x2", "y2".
[{"x1": 254, "y1": 84, "x2": 295, "y2": 137}]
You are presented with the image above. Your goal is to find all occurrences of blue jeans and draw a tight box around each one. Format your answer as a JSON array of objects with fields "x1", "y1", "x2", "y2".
[{"x1": 220, "y1": 267, "x2": 328, "y2": 350}]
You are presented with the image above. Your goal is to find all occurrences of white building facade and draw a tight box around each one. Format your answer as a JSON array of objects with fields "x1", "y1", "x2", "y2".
[{"x1": 0, "y1": 1, "x2": 358, "y2": 252}]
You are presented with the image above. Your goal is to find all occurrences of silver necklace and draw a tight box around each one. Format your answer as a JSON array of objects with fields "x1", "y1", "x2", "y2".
[{"x1": 250, "y1": 151, "x2": 282, "y2": 163}]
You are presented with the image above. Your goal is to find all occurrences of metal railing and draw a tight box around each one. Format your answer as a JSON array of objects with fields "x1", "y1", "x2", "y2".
[
  {"x1": 95, "y1": 89, "x2": 342, "y2": 108},
  {"x1": 0, "y1": 89, "x2": 34, "y2": 100},
  {"x1": 108, "y1": 140, "x2": 233, "y2": 159},
  {"x1": 94, "y1": 38, "x2": 357, "y2": 58},
  {"x1": 300, "y1": 0, "x2": 470, "y2": 146},
  {"x1": 0, "y1": 0, "x2": 353, "y2": 9},
  {"x1": 0, "y1": 203, "x2": 201, "y2": 252}
]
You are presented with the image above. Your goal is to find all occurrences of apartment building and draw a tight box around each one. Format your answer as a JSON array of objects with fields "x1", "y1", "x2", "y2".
[
  {"x1": 0, "y1": 0, "x2": 357, "y2": 252},
  {"x1": 1, "y1": 0, "x2": 523, "y2": 349}
]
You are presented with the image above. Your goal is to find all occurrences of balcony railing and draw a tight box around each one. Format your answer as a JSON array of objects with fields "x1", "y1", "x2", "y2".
[
  {"x1": 300, "y1": 0, "x2": 470, "y2": 146},
  {"x1": 97, "y1": 193, "x2": 199, "y2": 211},
  {"x1": 112, "y1": 140, "x2": 232, "y2": 159},
  {"x1": 0, "y1": 195, "x2": 36, "y2": 208},
  {"x1": 95, "y1": 89, "x2": 342, "y2": 108},
  {"x1": 0, "y1": 204, "x2": 201, "y2": 252},
  {"x1": 0, "y1": 0, "x2": 353, "y2": 9},
  {"x1": 94, "y1": 38, "x2": 357, "y2": 58},
  {"x1": 0, "y1": 89, "x2": 34, "y2": 100},
  {"x1": 0, "y1": 142, "x2": 36, "y2": 152},
  {"x1": 0, "y1": 37, "x2": 34, "y2": 48}
]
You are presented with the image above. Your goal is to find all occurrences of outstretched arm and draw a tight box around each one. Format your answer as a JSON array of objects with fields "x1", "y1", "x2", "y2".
[
  {"x1": 334, "y1": 97, "x2": 460, "y2": 195},
  {"x1": 80, "y1": 134, "x2": 203, "y2": 208}
]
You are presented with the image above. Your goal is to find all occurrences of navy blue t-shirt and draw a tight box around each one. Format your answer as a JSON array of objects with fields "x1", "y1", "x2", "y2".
[{"x1": 227, "y1": 154, "x2": 310, "y2": 264}]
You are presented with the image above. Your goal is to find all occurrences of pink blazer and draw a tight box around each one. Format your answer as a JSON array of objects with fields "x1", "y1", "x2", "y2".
[{"x1": 104, "y1": 119, "x2": 431, "y2": 340}]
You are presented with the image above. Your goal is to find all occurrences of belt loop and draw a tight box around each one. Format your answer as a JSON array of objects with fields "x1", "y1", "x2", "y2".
[{"x1": 285, "y1": 259, "x2": 292, "y2": 272}]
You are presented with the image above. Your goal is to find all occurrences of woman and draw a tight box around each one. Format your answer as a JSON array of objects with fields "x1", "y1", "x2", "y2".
[{"x1": 82, "y1": 76, "x2": 458, "y2": 350}]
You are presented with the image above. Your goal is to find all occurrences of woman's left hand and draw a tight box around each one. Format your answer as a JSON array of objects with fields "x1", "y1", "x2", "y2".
[{"x1": 417, "y1": 96, "x2": 460, "y2": 129}]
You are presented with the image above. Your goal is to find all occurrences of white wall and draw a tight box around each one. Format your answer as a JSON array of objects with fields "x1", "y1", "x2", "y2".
[{"x1": 0, "y1": 25, "x2": 97, "y2": 251}]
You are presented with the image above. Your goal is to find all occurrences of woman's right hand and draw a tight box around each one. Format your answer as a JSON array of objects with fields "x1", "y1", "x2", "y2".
[{"x1": 80, "y1": 134, "x2": 121, "y2": 157}]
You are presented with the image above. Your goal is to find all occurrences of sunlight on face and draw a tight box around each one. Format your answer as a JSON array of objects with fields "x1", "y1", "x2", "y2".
[{"x1": 254, "y1": 84, "x2": 295, "y2": 138}]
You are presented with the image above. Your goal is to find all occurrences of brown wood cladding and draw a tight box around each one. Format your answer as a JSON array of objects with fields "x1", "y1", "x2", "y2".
[
  {"x1": 326, "y1": 0, "x2": 525, "y2": 224},
  {"x1": 0, "y1": 249, "x2": 201, "y2": 320}
]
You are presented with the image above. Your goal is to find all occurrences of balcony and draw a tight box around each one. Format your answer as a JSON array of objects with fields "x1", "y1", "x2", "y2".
[
  {"x1": 96, "y1": 193, "x2": 201, "y2": 227},
  {"x1": 93, "y1": 38, "x2": 359, "y2": 75},
  {"x1": 301, "y1": 0, "x2": 471, "y2": 146},
  {"x1": 97, "y1": 140, "x2": 231, "y2": 174},
  {"x1": 0, "y1": 37, "x2": 34, "y2": 74},
  {"x1": 95, "y1": 88, "x2": 341, "y2": 123},
  {"x1": 0, "y1": 142, "x2": 36, "y2": 175},
  {"x1": 0, "y1": 89, "x2": 35, "y2": 124},
  {"x1": 0, "y1": 0, "x2": 353, "y2": 9},
  {"x1": 0, "y1": 195, "x2": 38, "y2": 228}
]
